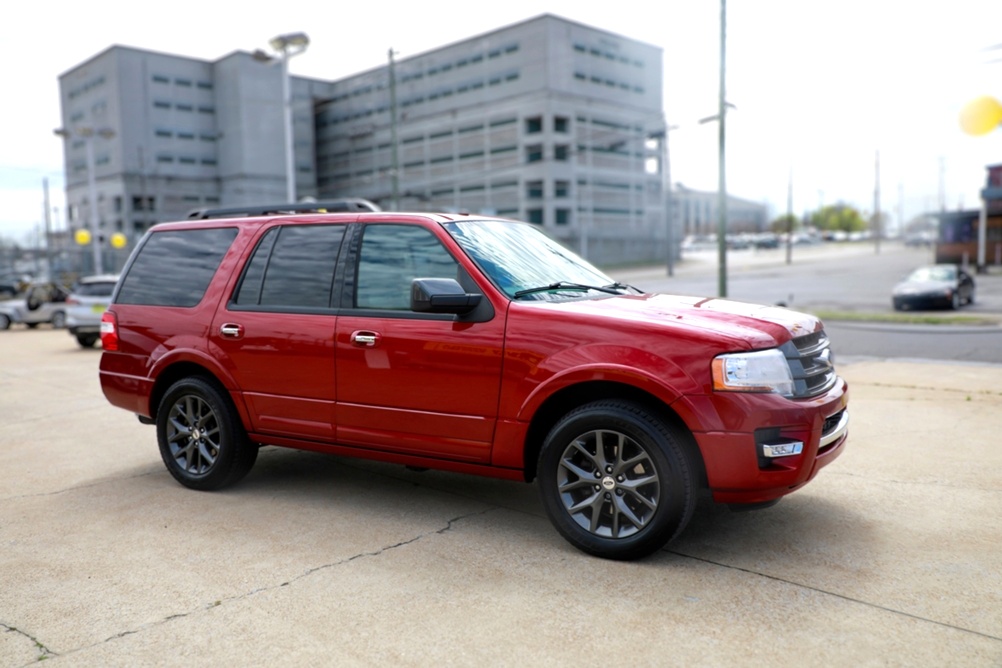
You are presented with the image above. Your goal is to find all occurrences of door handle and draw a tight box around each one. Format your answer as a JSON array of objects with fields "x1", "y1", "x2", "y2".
[
  {"x1": 351, "y1": 331, "x2": 379, "y2": 347},
  {"x1": 219, "y1": 323, "x2": 243, "y2": 339}
]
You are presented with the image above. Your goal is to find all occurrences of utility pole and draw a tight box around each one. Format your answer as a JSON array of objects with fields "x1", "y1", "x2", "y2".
[
  {"x1": 388, "y1": 48, "x2": 400, "y2": 211},
  {"x1": 786, "y1": 167, "x2": 793, "y2": 265},
  {"x1": 716, "y1": 0, "x2": 728, "y2": 298},
  {"x1": 43, "y1": 178, "x2": 54, "y2": 280},
  {"x1": 874, "y1": 150, "x2": 881, "y2": 254}
]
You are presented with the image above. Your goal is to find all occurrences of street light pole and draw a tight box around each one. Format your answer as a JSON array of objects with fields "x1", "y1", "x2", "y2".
[
  {"x1": 83, "y1": 131, "x2": 102, "y2": 273},
  {"x1": 54, "y1": 126, "x2": 114, "y2": 274},
  {"x1": 257, "y1": 32, "x2": 310, "y2": 203}
]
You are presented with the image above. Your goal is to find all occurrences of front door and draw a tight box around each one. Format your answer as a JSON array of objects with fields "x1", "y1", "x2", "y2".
[{"x1": 334, "y1": 223, "x2": 504, "y2": 462}]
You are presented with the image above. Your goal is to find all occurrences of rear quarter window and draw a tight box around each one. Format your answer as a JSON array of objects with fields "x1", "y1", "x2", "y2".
[{"x1": 116, "y1": 227, "x2": 238, "y2": 307}]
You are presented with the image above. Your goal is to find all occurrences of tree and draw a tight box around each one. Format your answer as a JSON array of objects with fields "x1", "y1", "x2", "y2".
[
  {"x1": 770, "y1": 213, "x2": 799, "y2": 235},
  {"x1": 810, "y1": 204, "x2": 866, "y2": 234}
]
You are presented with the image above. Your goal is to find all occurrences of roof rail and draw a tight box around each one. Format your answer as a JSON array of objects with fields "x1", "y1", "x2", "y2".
[{"x1": 186, "y1": 199, "x2": 381, "y2": 220}]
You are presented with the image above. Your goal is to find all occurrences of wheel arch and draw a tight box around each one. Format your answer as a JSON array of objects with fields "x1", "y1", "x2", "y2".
[
  {"x1": 148, "y1": 361, "x2": 250, "y2": 430},
  {"x1": 521, "y1": 380, "x2": 705, "y2": 486}
]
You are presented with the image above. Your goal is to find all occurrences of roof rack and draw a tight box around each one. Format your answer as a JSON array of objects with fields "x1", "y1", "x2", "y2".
[{"x1": 186, "y1": 199, "x2": 381, "y2": 220}]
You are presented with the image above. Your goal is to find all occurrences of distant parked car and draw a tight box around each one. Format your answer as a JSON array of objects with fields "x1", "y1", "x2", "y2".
[
  {"x1": 65, "y1": 274, "x2": 119, "y2": 347},
  {"x1": 0, "y1": 282, "x2": 69, "y2": 330},
  {"x1": 892, "y1": 264, "x2": 975, "y2": 311}
]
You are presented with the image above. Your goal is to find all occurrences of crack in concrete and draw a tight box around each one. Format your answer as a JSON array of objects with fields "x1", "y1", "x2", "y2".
[
  {"x1": 826, "y1": 468, "x2": 1002, "y2": 493},
  {"x1": 47, "y1": 508, "x2": 494, "y2": 660},
  {"x1": 0, "y1": 470, "x2": 160, "y2": 503},
  {"x1": 669, "y1": 549, "x2": 1002, "y2": 645},
  {"x1": 2, "y1": 621, "x2": 57, "y2": 663}
]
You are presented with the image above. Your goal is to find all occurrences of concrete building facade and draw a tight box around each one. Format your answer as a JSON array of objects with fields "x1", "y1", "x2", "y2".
[{"x1": 56, "y1": 14, "x2": 763, "y2": 268}]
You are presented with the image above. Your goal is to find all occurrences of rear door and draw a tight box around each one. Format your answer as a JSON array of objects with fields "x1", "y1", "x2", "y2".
[
  {"x1": 334, "y1": 222, "x2": 505, "y2": 463},
  {"x1": 212, "y1": 223, "x2": 346, "y2": 441}
]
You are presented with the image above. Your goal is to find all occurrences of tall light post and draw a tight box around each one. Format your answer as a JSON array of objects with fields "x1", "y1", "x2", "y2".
[
  {"x1": 54, "y1": 126, "x2": 115, "y2": 274},
  {"x1": 255, "y1": 32, "x2": 309, "y2": 202}
]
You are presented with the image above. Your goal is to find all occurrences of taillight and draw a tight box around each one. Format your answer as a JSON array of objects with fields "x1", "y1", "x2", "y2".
[
  {"x1": 66, "y1": 297, "x2": 80, "y2": 306},
  {"x1": 100, "y1": 311, "x2": 119, "y2": 351}
]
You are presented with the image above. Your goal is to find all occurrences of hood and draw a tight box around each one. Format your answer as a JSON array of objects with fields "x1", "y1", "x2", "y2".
[{"x1": 537, "y1": 293, "x2": 822, "y2": 350}]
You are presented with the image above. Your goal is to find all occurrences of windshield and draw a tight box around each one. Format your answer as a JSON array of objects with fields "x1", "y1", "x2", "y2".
[
  {"x1": 908, "y1": 266, "x2": 955, "y2": 282},
  {"x1": 444, "y1": 220, "x2": 622, "y2": 301}
]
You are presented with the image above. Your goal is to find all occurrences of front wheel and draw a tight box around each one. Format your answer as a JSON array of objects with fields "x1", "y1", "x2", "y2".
[
  {"x1": 537, "y1": 400, "x2": 698, "y2": 560},
  {"x1": 156, "y1": 377, "x2": 257, "y2": 491}
]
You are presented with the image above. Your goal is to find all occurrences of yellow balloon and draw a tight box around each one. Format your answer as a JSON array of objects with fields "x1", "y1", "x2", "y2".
[
  {"x1": 74, "y1": 228, "x2": 92, "y2": 245},
  {"x1": 959, "y1": 96, "x2": 1002, "y2": 136},
  {"x1": 110, "y1": 232, "x2": 128, "y2": 249}
]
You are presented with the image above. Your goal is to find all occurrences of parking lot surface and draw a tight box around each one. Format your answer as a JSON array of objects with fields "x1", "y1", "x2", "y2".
[{"x1": 1, "y1": 329, "x2": 1000, "y2": 666}]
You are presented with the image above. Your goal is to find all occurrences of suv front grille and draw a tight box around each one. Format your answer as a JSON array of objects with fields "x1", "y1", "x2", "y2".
[{"x1": 780, "y1": 330, "x2": 838, "y2": 398}]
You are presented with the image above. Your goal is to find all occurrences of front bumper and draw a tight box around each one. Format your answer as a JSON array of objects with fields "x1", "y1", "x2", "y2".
[{"x1": 686, "y1": 377, "x2": 850, "y2": 505}]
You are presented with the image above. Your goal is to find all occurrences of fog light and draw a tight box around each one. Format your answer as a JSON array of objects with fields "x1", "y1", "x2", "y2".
[{"x1": 761, "y1": 441, "x2": 803, "y2": 458}]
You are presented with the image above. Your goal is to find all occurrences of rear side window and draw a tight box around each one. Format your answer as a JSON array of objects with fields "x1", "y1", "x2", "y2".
[
  {"x1": 233, "y1": 224, "x2": 345, "y2": 310},
  {"x1": 116, "y1": 228, "x2": 238, "y2": 307}
]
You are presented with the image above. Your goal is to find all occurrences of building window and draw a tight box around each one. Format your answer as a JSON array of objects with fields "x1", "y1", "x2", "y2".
[
  {"x1": 525, "y1": 144, "x2": 543, "y2": 163},
  {"x1": 526, "y1": 180, "x2": 543, "y2": 199},
  {"x1": 525, "y1": 116, "x2": 542, "y2": 134},
  {"x1": 527, "y1": 209, "x2": 544, "y2": 225},
  {"x1": 554, "y1": 116, "x2": 569, "y2": 133},
  {"x1": 555, "y1": 209, "x2": 571, "y2": 225},
  {"x1": 554, "y1": 180, "x2": 570, "y2": 198},
  {"x1": 554, "y1": 145, "x2": 570, "y2": 161}
]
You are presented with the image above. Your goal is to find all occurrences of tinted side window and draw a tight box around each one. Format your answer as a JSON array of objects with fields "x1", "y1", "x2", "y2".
[
  {"x1": 234, "y1": 224, "x2": 345, "y2": 309},
  {"x1": 355, "y1": 225, "x2": 458, "y2": 310},
  {"x1": 117, "y1": 228, "x2": 237, "y2": 307},
  {"x1": 76, "y1": 282, "x2": 116, "y2": 297}
]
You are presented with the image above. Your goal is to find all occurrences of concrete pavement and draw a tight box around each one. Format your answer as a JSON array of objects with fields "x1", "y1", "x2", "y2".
[{"x1": 1, "y1": 328, "x2": 1000, "y2": 666}]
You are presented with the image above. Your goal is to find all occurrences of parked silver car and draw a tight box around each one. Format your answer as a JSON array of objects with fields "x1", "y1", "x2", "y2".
[
  {"x1": 0, "y1": 283, "x2": 70, "y2": 330},
  {"x1": 65, "y1": 275, "x2": 119, "y2": 347}
]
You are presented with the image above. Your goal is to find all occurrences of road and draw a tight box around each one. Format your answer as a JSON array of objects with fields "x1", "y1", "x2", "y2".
[
  {"x1": 611, "y1": 241, "x2": 1002, "y2": 364},
  {"x1": 2, "y1": 331, "x2": 1002, "y2": 665}
]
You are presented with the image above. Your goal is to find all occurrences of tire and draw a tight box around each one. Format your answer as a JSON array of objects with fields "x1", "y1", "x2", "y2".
[
  {"x1": 950, "y1": 292, "x2": 960, "y2": 310},
  {"x1": 156, "y1": 377, "x2": 257, "y2": 491},
  {"x1": 76, "y1": 334, "x2": 99, "y2": 348},
  {"x1": 537, "y1": 400, "x2": 698, "y2": 560},
  {"x1": 0, "y1": 314, "x2": 9, "y2": 330},
  {"x1": 51, "y1": 311, "x2": 66, "y2": 329}
]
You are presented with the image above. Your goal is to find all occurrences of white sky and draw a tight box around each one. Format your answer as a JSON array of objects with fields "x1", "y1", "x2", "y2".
[{"x1": 2, "y1": 0, "x2": 1001, "y2": 243}]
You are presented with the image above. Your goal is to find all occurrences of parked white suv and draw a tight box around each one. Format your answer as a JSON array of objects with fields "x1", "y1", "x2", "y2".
[
  {"x1": 66, "y1": 275, "x2": 119, "y2": 347},
  {"x1": 0, "y1": 282, "x2": 69, "y2": 331}
]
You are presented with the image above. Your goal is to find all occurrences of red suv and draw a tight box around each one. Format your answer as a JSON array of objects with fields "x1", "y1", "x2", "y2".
[{"x1": 99, "y1": 208, "x2": 849, "y2": 560}]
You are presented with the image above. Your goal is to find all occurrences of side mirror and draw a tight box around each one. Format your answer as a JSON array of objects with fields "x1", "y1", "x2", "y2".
[{"x1": 411, "y1": 277, "x2": 482, "y2": 315}]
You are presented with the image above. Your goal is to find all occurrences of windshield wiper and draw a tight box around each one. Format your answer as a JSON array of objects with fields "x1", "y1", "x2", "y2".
[{"x1": 513, "y1": 281, "x2": 625, "y2": 299}]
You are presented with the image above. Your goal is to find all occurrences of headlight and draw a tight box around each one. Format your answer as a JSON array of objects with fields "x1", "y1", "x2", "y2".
[{"x1": 711, "y1": 348, "x2": 794, "y2": 396}]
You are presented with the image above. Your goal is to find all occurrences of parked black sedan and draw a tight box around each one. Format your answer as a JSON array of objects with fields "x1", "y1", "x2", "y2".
[{"x1": 891, "y1": 264, "x2": 975, "y2": 311}]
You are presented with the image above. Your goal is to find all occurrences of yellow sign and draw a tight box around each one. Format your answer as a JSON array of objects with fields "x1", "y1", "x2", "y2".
[
  {"x1": 110, "y1": 232, "x2": 128, "y2": 249},
  {"x1": 74, "y1": 229, "x2": 92, "y2": 245}
]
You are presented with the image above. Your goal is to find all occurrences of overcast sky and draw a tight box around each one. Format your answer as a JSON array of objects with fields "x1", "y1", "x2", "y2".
[{"x1": 2, "y1": 0, "x2": 1001, "y2": 242}]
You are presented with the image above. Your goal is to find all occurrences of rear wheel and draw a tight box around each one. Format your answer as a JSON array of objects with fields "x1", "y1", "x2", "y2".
[
  {"x1": 76, "y1": 334, "x2": 99, "y2": 348},
  {"x1": 0, "y1": 314, "x2": 12, "y2": 329},
  {"x1": 156, "y1": 377, "x2": 257, "y2": 491},
  {"x1": 537, "y1": 400, "x2": 698, "y2": 560}
]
